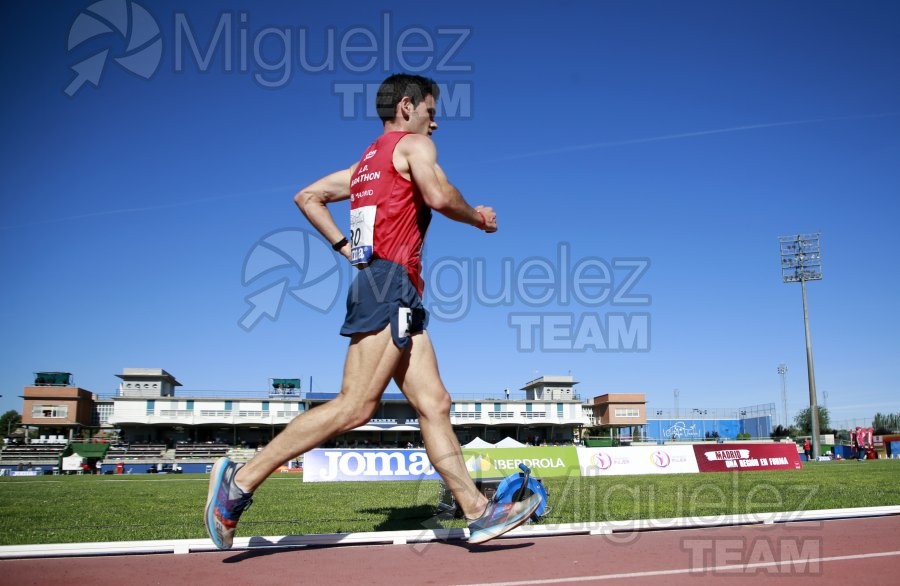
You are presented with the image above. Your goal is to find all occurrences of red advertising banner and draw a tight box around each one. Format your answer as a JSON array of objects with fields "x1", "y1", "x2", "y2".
[{"x1": 692, "y1": 443, "x2": 802, "y2": 472}]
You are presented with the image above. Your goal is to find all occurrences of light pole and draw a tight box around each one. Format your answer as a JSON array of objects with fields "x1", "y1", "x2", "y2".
[
  {"x1": 779, "y1": 233, "x2": 823, "y2": 459},
  {"x1": 777, "y1": 363, "x2": 789, "y2": 428}
]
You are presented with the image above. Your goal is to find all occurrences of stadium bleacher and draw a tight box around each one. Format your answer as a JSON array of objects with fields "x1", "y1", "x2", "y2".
[
  {"x1": 104, "y1": 444, "x2": 167, "y2": 460},
  {"x1": 0, "y1": 443, "x2": 67, "y2": 464},
  {"x1": 174, "y1": 443, "x2": 229, "y2": 459}
]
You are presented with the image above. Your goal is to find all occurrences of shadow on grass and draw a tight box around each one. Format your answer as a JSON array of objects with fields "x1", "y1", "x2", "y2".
[{"x1": 368, "y1": 504, "x2": 438, "y2": 531}]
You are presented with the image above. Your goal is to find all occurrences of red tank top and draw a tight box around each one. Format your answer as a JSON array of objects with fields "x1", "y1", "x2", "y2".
[{"x1": 349, "y1": 131, "x2": 431, "y2": 294}]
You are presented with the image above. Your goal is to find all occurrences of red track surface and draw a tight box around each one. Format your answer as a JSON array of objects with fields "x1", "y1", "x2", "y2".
[{"x1": 3, "y1": 515, "x2": 899, "y2": 585}]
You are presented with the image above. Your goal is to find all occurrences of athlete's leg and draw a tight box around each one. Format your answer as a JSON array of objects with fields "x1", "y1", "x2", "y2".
[
  {"x1": 236, "y1": 325, "x2": 403, "y2": 491},
  {"x1": 393, "y1": 330, "x2": 488, "y2": 519}
]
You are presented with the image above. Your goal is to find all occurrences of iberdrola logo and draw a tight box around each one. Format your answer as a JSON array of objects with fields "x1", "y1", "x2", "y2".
[{"x1": 465, "y1": 454, "x2": 493, "y2": 474}]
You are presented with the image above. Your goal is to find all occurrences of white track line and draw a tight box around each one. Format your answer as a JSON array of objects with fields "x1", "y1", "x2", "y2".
[
  {"x1": 1, "y1": 505, "x2": 898, "y2": 559},
  {"x1": 452, "y1": 550, "x2": 900, "y2": 585}
]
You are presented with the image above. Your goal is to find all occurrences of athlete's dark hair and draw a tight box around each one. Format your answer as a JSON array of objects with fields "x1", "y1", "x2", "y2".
[{"x1": 375, "y1": 73, "x2": 440, "y2": 123}]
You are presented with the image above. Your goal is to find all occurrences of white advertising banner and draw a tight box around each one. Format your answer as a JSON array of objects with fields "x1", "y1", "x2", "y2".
[{"x1": 577, "y1": 445, "x2": 700, "y2": 476}]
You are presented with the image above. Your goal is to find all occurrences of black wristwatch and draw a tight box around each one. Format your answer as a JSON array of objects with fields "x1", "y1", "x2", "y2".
[{"x1": 332, "y1": 237, "x2": 349, "y2": 251}]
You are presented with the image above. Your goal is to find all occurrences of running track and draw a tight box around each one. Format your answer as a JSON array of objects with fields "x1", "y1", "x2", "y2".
[{"x1": 2, "y1": 515, "x2": 898, "y2": 585}]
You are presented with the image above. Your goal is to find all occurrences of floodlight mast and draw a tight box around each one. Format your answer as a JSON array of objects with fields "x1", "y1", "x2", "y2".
[
  {"x1": 779, "y1": 233, "x2": 823, "y2": 460},
  {"x1": 777, "y1": 363, "x2": 788, "y2": 428}
]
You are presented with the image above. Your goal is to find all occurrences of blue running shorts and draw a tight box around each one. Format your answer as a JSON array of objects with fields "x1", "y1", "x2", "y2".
[{"x1": 340, "y1": 259, "x2": 429, "y2": 348}]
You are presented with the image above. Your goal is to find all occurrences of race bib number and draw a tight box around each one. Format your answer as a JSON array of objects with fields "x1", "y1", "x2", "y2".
[
  {"x1": 350, "y1": 205, "x2": 376, "y2": 265},
  {"x1": 397, "y1": 307, "x2": 412, "y2": 339}
]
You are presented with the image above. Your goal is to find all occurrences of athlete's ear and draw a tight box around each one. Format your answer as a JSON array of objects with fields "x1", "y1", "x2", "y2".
[{"x1": 398, "y1": 96, "x2": 413, "y2": 119}]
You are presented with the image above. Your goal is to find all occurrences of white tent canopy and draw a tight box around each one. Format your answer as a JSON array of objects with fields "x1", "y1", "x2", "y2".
[
  {"x1": 494, "y1": 437, "x2": 526, "y2": 448},
  {"x1": 463, "y1": 437, "x2": 527, "y2": 449},
  {"x1": 462, "y1": 437, "x2": 494, "y2": 449},
  {"x1": 61, "y1": 454, "x2": 84, "y2": 471}
]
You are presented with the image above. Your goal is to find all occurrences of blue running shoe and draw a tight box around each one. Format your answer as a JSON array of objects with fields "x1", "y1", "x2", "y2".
[
  {"x1": 467, "y1": 493, "x2": 541, "y2": 544},
  {"x1": 205, "y1": 457, "x2": 253, "y2": 549}
]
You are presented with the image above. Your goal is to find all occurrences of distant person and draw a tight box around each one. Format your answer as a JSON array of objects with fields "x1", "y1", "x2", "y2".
[
  {"x1": 803, "y1": 438, "x2": 811, "y2": 460},
  {"x1": 856, "y1": 427, "x2": 866, "y2": 461},
  {"x1": 205, "y1": 73, "x2": 540, "y2": 550}
]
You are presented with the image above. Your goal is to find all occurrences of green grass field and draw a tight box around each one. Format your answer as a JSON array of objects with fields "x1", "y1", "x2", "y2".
[{"x1": 1, "y1": 460, "x2": 898, "y2": 546}]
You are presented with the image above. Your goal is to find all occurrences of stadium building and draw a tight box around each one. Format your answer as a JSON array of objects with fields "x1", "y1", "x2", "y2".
[{"x1": 3, "y1": 369, "x2": 774, "y2": 474}]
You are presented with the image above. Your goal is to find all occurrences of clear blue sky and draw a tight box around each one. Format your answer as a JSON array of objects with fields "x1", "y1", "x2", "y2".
[{"x1": 1, "y1": 1, "x2": 898, "y2": 429}]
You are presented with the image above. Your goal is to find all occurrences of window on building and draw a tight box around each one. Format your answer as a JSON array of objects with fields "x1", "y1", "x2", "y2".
[
  {"x1": 32, "y1": 405, "x2": 68, "y2": 419},
  {"x1": 614, "y1": 407, "x2": 640, "y2": 418},
  {"x1": 224, "y1": 401, "x2": 233, "y2": 412},
  {"x1": 146, "y1": 400, "x2": 155, "y2": 415},
  {"x1": 94, "y1": 403, "x2": 113, "y2": 426},
  {"x1": 557, "y1": 403, "x2": 564, "y2": 417},
  {"x1": 262, "y1": 402, "x2": 269, "y2": 412}
]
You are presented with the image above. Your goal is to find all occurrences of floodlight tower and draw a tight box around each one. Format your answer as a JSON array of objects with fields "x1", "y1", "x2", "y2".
[
  {"x1": 777, "y1": 363, "x2": 788, "y2": 428},
  {"x1": 779, "y1": 233, "x2": 823, "y2": 459}
]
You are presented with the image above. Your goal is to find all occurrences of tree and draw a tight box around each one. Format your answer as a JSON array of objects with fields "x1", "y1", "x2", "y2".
[
  {"x1": 873, "y1": 412, "x2": 900, "y2": 435},
  {"x1": 771, "y1": 424, "x2": 794, "y2": 439},
  {"x1": 0, "y1": 410, "x2": 22, "y2": 436},
  {"x1": 794, "y1": 406, "x2": 830, "y2": 436}
]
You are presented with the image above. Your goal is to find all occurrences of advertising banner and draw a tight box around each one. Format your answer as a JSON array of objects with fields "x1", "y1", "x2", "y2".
[
  {"x1": 576, "y1": 445, "x2": 700, "y2": 476},
  {"x1": 461, "y1": 446, "x2": 580, "y2": 479},
  {"x1": 303, "y1": 449, "x2": 440, "y2": 482},
  {"x1": 692, "y1": 443, "x2": 802, "y2": 472},
  {"x1": 302, "y1": 444, "x2": 802, "y2": 482},
  {"x1": 304, "y1": 447, "x2": 581, "y2": 482}
]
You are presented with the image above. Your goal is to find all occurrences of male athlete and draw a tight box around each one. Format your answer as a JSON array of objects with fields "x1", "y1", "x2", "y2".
[{"x1": 205, "y1": 74, "x2": 541, "y2": 549}]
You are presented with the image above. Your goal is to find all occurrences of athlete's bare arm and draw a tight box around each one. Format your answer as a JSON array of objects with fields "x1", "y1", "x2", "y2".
[
  {"x1": 294, "y1": 163, "x2": 358, "y2": 258},
  {"x1": 397, "y1": 134, "x2": 497, "y2": 233}
]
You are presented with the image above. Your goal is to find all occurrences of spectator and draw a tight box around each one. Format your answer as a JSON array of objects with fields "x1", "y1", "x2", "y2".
[{"x1": 856, "y1": 427, "x2": 867, "y2": 461}]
